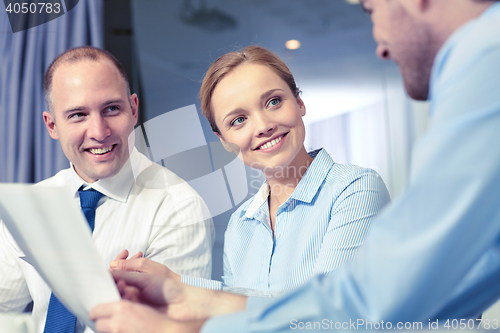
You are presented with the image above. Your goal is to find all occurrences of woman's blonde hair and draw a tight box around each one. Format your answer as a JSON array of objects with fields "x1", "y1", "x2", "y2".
[{"x1": 200, "y1": 46, "x2": 298, "y2": 133}]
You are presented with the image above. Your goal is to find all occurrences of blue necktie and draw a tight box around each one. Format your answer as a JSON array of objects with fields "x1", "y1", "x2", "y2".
[{"x1": 43, "y1": 188, "x2": 104, "y2": 333}]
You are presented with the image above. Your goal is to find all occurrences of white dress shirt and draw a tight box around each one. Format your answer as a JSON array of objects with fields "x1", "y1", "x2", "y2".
[{"x1": 0, "y1": 148, "x2": 214, "y2": 333}]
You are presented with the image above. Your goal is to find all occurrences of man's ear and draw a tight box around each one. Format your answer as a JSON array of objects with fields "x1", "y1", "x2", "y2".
[
  {"x1": 418, "y1": 0, "x2": 430, "y2": 12},
  {"x1": 130, "y1": 93, "x2": 139, "y2": 125},
  {"x1": 43, "y1": 111, "x2": 59, "y2": 140},
  {"x1": 399, "y1": 0, "x2": 429, "y2": 15}
]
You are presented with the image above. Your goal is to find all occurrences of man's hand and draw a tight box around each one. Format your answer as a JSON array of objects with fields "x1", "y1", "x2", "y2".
[
  {"x1": 110, "y1": 249, "x2": 181, "y2": 282},
  {"x1": 89, "y1": 300, "x2": 206, "y2": 333},
  {"x1": 110, "y1": 270, "x2": 247, "y2": 321}
]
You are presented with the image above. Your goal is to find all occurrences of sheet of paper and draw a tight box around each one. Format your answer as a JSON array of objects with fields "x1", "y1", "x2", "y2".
[{"x1": 0, "y1": 184, "x2": 120, "y2": 330}]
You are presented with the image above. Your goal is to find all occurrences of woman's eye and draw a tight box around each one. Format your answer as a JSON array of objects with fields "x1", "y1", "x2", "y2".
[
  {"x1": 231, "y1": 116, "x2": 246, "y2": 126},
  {"x1": 267, "y1": 98, "x2": 281, "y2": 107}
]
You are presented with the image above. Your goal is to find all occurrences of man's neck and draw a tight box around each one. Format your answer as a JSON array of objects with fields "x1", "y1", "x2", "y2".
[{"x1": 428, "y1": 0, "x2": 496, "y2": 46}]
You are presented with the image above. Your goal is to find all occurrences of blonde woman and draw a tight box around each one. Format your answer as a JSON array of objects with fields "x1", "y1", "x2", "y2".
[{"x1": 108, "y1": 46, "x2": 389, "y2": 297}]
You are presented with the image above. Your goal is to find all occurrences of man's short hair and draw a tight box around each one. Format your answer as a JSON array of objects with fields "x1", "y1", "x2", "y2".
[{"x1": 43, "y1": 46, "x2": 131, "y2": 114}]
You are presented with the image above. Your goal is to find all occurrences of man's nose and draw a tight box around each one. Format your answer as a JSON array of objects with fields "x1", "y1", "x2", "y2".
[{"x1": 87, "y1": 115, "x2": 111, "y2": 141}]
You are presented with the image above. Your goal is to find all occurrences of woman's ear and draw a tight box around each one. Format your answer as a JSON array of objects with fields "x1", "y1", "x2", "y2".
[
  {"x1": 296, "y1": 92, "x2": 306, "y2": 117},
  {"x1": 216, "y1": 132, "x2": 239, "y2": 153},
  {"x1": 222, "y1": 142, "x2": 235, "y2": 153}
]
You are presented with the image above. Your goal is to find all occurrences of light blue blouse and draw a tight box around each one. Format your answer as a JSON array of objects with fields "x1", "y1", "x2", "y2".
[{"x1": 183, "y1": 148, "x2": 390, "y2": 296}]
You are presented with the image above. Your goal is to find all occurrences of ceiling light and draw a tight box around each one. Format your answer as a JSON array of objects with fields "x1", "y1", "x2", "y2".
[
  {"x1": 285, "y1": 40, "x2": 301, "y2": 50},
  {"x1": 346, "y1": 0, "x2": 360, "y2": 4}
]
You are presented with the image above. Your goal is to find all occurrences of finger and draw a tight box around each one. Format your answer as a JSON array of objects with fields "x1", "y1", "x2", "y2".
[
  {"x1": 110, "y1": 271, "x2": 168, "y2": 306},
  {"x1": 116, "y1": 278, "x2": 139, "y2": 301},
  {"x1": 93, "y1": 318, "x2": 114, "y2": 333},
  {"x1": 110, "y1": 250, "x2": 130, "y2": 269},
  {"x1": 130, "y1": 251, "x2": 144, "y2": 259},
  {"x1": 110, "y1": 258, "x2": 146, "y2": 272},
  {"x1": 110, "y1": 252, "x2": 144, "y2": 271},
  {"x1": 116, "y1": 279, "x2": 127, "y2": 295},
  {"x1": 113, "y1": 249, "x2": 129, "y2": 261},
  {"x1": 110, "y1": 271, "x2": 152, "y2": 289},
  {"x1": 89, "y1": 302, "x2": 118, "y2": 320},
  {"x1": 122, "y1": 286, "x2": 140, "y2": 302},
  {"x1": 110, "y1": 259, "x2": 123, "y2": 270},
  {"x1": 91, "y1": 302, "x2": 135, "y2": 333}
]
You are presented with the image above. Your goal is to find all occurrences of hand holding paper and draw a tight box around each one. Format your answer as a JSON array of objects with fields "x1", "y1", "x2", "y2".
[{"x1": 0, "y1": 184, "x2": 120, "y2": 331}]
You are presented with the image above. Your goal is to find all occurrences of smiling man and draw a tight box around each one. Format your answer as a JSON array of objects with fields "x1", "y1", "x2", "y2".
[
  {"x1": 88, "y1": 0, "x2": 500, "y2": 332},
  {"x1": 0, "y1": 46, "x2": 214, "y2": 333},
  {"x1": 43, "y1": 52, "x2": 139, "y2": 183}
]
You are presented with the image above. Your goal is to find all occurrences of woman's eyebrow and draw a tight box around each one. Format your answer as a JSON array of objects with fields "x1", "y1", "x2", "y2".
[
  {"x1": 260, "y1": 89, "x2": 284, "y2": 102},
  {"x1": 222, "y1": 108, "x2": 245, "y2": 123}
]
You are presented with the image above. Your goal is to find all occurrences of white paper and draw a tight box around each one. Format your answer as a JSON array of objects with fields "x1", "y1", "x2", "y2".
[{"x1": 0, "y1": 184, "x2": 120, "y2": 331}]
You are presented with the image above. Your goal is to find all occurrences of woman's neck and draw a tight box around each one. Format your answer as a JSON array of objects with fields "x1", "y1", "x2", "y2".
[{"x1": 265, "y1": 147, "x2": 314, "y2": 209}]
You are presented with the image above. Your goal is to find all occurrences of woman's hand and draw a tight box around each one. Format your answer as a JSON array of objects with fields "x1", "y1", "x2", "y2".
[{"x1": 109, "y1": 249, "x2": 181, "y2": 282}]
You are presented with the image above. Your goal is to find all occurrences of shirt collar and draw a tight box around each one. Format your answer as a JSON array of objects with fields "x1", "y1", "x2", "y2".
[
  {"x1": 67, "y1": 147, "x2": 144, "y2": 203},
  {"x1": 429, "y1": 1, "x2": 500, "y2": 109},
  {"x1": 245, "y1": 182, "x2": 271, "y2": 219},
  {"x1": 289, "y1": 148, "x2": 333, "y2": 203},
  {"x1": 244, "y1": 148, "x2": 333, "y2": 218}
]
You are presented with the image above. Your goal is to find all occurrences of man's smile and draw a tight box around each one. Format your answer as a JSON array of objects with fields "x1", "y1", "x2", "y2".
[{"x1": 86, "y1": 145, "x2": 115, "y2": 155}]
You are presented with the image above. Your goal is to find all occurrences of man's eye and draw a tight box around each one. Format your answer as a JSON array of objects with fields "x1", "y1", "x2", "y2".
[
  {"x1": 69, "y1": 112, "x2": 85, "y2": 119},
  {"x1": 105, "y1": 106, "x2": 119, "y2": 112},
  {"x1": 231, "y1": 116, "x2": 246, "y2": 126},
  {"x1": 267, "y1": 98, "x2": 281, "y2": 107}
]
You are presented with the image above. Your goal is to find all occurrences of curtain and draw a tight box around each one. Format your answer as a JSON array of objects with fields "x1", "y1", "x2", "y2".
[{"x1": 0, "y1": 0, "x2": 103, "y2": 183}]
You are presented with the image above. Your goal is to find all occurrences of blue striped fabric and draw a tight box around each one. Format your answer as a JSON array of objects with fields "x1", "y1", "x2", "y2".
[{"x1": 182, "y1": 149, "x2": 390, "y2": 295}]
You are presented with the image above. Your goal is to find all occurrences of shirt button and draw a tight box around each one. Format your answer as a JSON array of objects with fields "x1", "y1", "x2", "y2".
[{"x1": 276, "y1": 233, "x2": 281, "y2": 238}]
